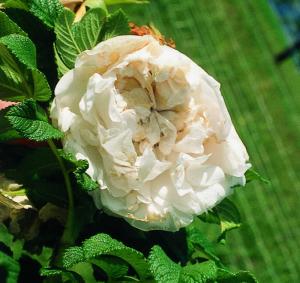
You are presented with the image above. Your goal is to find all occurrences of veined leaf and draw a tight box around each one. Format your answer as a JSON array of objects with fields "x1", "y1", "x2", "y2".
[
  {"x1": 180, "y1": 261, "x2": 218, "y2": 283},
  {"x1": 82, "y1": 233, "x2": 149, "y2": 280},
  {"x1": 148, "y1": 245, "x2": 181, "y2": 283},
  {"x1": 63, "y1": 233, "x2": 150, "y2": 280},
  {"x1": 29, "y1": 0, "x2": 63, "y2": 28},
  {"x1": 5, "y1": 99, "x2": 63, "y2": 141},
  {"x1": 0, "y1": 11, "x2": 26, "y2": 37},
  {"x1": 101, "y1": 9, "x2": 129, "y2": 40},
  {"x1": 0, "y1": 0, "x2": 29, "y2": 10},
  {"x1": 186, "y1": 218, "x2": 221, "y2": 264},
  {"x1": 55, "y1": 8, "x2": 106, "y2": 69},
  {"x1": 0, "y1": 34, "x2": 36, "y2": 69},
  {"x1": 0, "y1": 36, "x2": 52, "y2": 102}
]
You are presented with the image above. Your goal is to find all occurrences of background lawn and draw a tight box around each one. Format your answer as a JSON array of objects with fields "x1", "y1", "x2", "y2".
[{"x1": 118, "y1": 0, "x2": 300, "y2": 282}]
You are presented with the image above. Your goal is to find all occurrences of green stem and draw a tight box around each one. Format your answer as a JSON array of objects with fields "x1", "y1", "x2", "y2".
[{"x1": 47, "y1": 139, "x2": 75, "y2": 246}]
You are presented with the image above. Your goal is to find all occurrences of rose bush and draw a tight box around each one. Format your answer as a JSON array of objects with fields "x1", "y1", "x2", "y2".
[{"x1": 51, "y1": 35, "x2": 250, "y2": 231}]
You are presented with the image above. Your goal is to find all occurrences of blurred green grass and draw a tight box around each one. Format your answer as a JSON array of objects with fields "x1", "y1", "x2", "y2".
[{"x1": 118, "y1": 0, "x2": 300, "y2": 282}]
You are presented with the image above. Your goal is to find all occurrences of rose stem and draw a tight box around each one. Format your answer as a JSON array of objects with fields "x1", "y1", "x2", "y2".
[{"x1": 47, "y1": 139, "x2": 75, "y2": 247}]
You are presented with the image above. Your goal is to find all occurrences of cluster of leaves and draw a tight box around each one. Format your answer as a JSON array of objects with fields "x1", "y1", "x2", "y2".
[{"x1": 0, "y1": 0, "x2": 267, "y2": 282}]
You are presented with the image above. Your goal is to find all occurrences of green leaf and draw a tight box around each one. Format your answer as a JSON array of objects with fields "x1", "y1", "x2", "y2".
[
  {"x1": 217, "y1": 268, "x2": 259, "y2": 283},
  {"x1": 63, "y1": 233, "x2": 150, "y2": 280},
  {"x1": 23, "y1": 246, "x2": 53, "y2": 268},
  {"x1": 55, "y1": 8, "x2": 106, "y2": 69},
  {"x1": 101, "y1": 9, "x2": 129, "y2": 40},
  {"x1": 104, "y1": 0, "x2": 148, "y2": 5},
  {"x1": 180, "y1": 261, "x2": 218, "y2": 283},
  {"x1": 216, "y1": 199, "x2": 241, "y2": 242},
  {"x1": 199, "y1": 199, "x2": 241, "y2": 242},
  {"x1": 148, "y1": 245, "x2": 181, "y2": 283},
  {"x1": 0, "y1": 107, "x2": 21, "y2": 142},
  {"x1": 83, "y1": 233, "x2": 149, "y2": 280},
  {"x1": 185, "y1": 218, "x2": 221, "y2": 264},
  {"x1": 0, "y1": 224, "x2": 24, "y2": 260},
  {"x1": 245, "y1": 168, "x2": 270, "y2": 185},
  {"x1": 0, "y1": 11, "x2": 26, "y2": 37},
  {"x1": 0, "y1": 251, "x2": 20, "y2": 283},
  {"x1": 0, "y1": 34, "x2": 36, "y2": 69},
  {"x1": 73, "y1": 160, "x2": 99, "y2": 191},
  {"x1": 5, "y1": 99, "x2": 63, "y2": 141},
  {"x1": 69, "y1": 262, "x2": 96, "y2": 283},
  {"x1": 29, "y1": 0, "x2": 63, "y2": 28},
  {"x1": 0, "y1": 0, "x2": 29, "y2": 10},
  {"x1": 90, "y1": 256, "x2": 129, "y2": 280},
  {"x1": 59, "y1": 151, "x2": 99, "y2": 192},
  {"x1": 54, "y1": 44, "x2": 70, "y2": 78},
  {"x1": 0, "y1": 37, "x2": 52, "y2": 102}
]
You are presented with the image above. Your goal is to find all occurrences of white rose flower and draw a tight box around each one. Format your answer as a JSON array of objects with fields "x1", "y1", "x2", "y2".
[{"x1": 51, "y1": 35, "x2": 250, "y2": 231}]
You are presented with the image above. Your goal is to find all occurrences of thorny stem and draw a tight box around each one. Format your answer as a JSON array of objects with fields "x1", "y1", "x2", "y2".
[{"x1": 47, "y1": 139, "x2": 75, "y2": 248}]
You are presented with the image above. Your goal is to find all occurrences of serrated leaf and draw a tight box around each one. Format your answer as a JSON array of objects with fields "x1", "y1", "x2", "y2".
[
  {"x1": 180, "y1": 261, "x2": 218, "y2": 283},
  {"x1": 0, "y1": 0, "x2": 29, "y2": 9},
  {"x1": 0, "y1": 250, "x2": 20, "y2": 283},
  {"x1": 59, "y1": 151, "x2": 99, "y2": 191},
  {"x1": 63, "y1": 246, "x2": 85, "y2": 269},
  {"x1": 0, "y1": 107, "x2": 21, "y2": 141},
  {"x1": 0, "y1": 11, "x2": 26, "y2": 37},
  {"x1": 217, "y1": 268, "x2": 259, "y2": 283},
  {"x1": 101, "y1": 9, "x2": 129, "y2": 40},
  {"x1": 148, "y1": 245, "x2": 181, "y2": 283},
  {"x1": 5, "y1": 99, "x2": 63, "y2": 141},
  {"x1": 55, "y1": 8, "x2": 106, "y2": 69},
  {"x1": 82, "y1": 233, "x2": 149, "y2": 280},
  {"x1": 29, "y1": 0, "x2": 63, "y2": 28},
  {"x1": 73, "y1": 160, "x2": 99, "y2": 191},
  {"x1": 186, "y1": 218, "x2": 221, "y2": 264},
  {"x1": 0, "y1": 34, "x2": 36, "y2": 68},
  {"x1": 0, "y1": 39, "x2": 52, "y2": 102}
]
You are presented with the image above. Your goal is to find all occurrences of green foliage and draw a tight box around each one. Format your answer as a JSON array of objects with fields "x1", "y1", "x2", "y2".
[
  {"x1": 0, "y1": 10, "x2": 26, "y2": 37},
  {"x1": 54, "y1": 7, "x2": 129, "y2": 73},
  {"x1": 148, "y1": 245, "x2": 181, "y2": 282},
  {"x1": 0, "y1": 18, "x2": 52, "y2": 102},
  {"x1": 28, "y1": 0, "x2": 63, "y2": 28},
  {"x1": 0, "y1": 251, "x2": 20, "y2": 283},
  {"x1": 245, "y1": 168, "x2": 270, "y2": 185},
  {"x1": 5, "y1": 99, "x2": 63, "y2": 141},
  {"x1": 54, "y1": 8, "x2": 106, "y2": 70},
  {"x1": 59, "y1": 151, "x2": 99, "y2": 192},
  {"x1": 64, "y1": 233, "x2": 150, "y2": 280},
  {"x1": 199, "y1": 199, "x2": 241, "y2": 242},
  {"x1": 0, "y1": 107, "x2": 21, "y2": 142},
  {"x1": 185, "y1": 218, "x2": 221, "y2": 264},
  {"x1": 101, "y1": 9, "x2": 130, "y2": 40},
  {"x1": 0, "y1": 224, "x2": 24, "y2": 260},
  {"x1": 0, "y1": 34, "x2": 36, "y2": 68},
  {"x1": 0, "y1": 0, "x2": 29, "y2": 10},
  {"x1": 180, "y1": 261, "x2": 218, "y2": 283},
  {"x1": 104, "y1": 0, "x2": 148, "y2": 5},
  {"x1": 217, "y1": 268, "x2": 259, "y2": 283}
]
